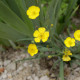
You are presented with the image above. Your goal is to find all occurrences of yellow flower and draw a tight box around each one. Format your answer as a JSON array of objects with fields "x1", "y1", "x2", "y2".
[
  {"x1": 74, "y1": 30, "x2": 80, "y2": 41},
  {"x1": 51, "y1": 24, "x2": 53, "y2": 27},
  {"x1": 28, "y1": 44, "x2": 38, "y2": 56},
  {"x1": 46, "y1": 45, "x2": 49, "y2": 48},
  {"x1": 33, "y1": 27, "x2": 49, "y2": 43},
  {"x1": 48, "y1": 56, "x2": 52, "y2": 58},
  {"x1": 63, "y1": 48, "x2": 72, "y2": 56},
  {"x1": 26, "y1": 6, "x2": 40, "y2": 19},
  {"x1": 62, "y1": 49, "x2": 72, "y2": 61},
  {"x1": 62, "y1": 55, "x2": 71, "y2": 61},
  {"x1": 64, "y1": 37, "x2": 75, "y2": 47}
]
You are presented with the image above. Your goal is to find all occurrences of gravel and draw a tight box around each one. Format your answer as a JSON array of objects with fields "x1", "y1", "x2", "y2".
[{"x1": 0, "y1": 49, "x2": 80, "y2": 80}]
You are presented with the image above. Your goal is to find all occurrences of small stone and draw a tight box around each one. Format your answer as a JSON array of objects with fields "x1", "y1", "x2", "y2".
[
  {"x1": 7, "y1": 73, "x2": 12, "y2": 79},
  {"x1": 4, "y1": 60, "x2": 11, "y2": 66},
  {"x1": 75, "y1": 77, "x2": 80, "y2": 80},
  {"x1": 0, "y1": 76, "x2": 2, "y2": 80},
  {"x1": 6, "y1": 62, "x2": 16, "y2": 71},
  {"x1": 34, "y1": 76, "x2": 39, "y2": 80},
  {"x1": 18, "y1": 66, "x2": 23, "y2": 71},
  {"x1": 40, "y1": 76, "x2": 49, "y2": 80},
  {"x1": 0, "y1": 61, "x2": 3, "y2": 67},
  {"x1": 27, "y1": 76, "x2": 33, "y2": 80},
  {"x1": 51, "y1": 73, "x2": 55, "y2": 77},
  {"x1": 23, "y1": 63, "x2": 28, "y2": 67},
  {"x1": 29, "y1": 64, "x2": 33, "y2": 67},
  {"x1": 21, "y1": 54, "x2": 26, "y2": 58},
  {"x1": 2, "y1": 73, "x2": 7, "y2": 79},
  {"x1": 8, "y1": 79, "x2": 13, "y2": 80},
  {"x1": 72, "y1": 63, "x2": 78, "y2": 69},
  {"x1": 12, "y1": 71, "x2": 17, "y2": 76},
  {"x1": 16, "y1": 66, "x2": 23, "y2": 73},
  {"x1": 4, "y1": 70, "x2": 7, "y2": 74}
]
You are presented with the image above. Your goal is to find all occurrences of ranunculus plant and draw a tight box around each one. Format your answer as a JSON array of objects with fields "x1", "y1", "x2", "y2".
[{"x1": 0, "y1": 0, "x2": 79, "y2": 80}]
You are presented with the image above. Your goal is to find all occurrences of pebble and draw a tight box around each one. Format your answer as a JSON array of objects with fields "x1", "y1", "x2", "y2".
[
  {"x1": 6, "y1": 62, "x2": 16, "y2": 71},
  {"x1": 0, "y1": 61, "x2": 3, "y2": 67},
  {"x1": 18, "y1": 66, "x2": 23, "y2": 71},
  {"x1": 23, "y1": 63, "x2": 28, "y2": 67},
  {"x1": 75, "y1": 77, "x2": 80, "y2": 80},
  {"x1": 7, "y1": 73, "x2": 12, "y2": 79},
  {"x1": 16, "y1": 66, "x2": 23, "y2": 73},
  {"x1": 8, "y1": 79, "x2": 13, "y2": 80},
  {"x1": 12, "y1": 71, "x2": 17, "y2": 76},
  {"x1": 4, "y1": 70, "x2": 7, "y2": 74},
  {"x1": 4, "y1": 60, "x2": 11, "y2": 66},
  {"x1": 27, "y1": 76, "x2": 33, "y2": 80},
  {"x1": 0, "y1": 76, "x2": 2, "y2": 80},
  {"x1": 40, "y1": 76, "x2": 49, "y2": 80},
  {"x1": 33, "y1": 76, "x2": 39, "y2": 80},
  {"x1": 2, "y1": 73, "x2": 7, "y2": 79},
  {"x1": 21, "y1": 54, "x2": 26, "y2": 58},
  {"x1": 29, "y1": 64, "x2": 33, "y2": 67}
]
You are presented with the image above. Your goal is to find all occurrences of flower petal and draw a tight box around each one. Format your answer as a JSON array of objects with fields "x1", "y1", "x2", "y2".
[
  {"x1": 33, "y1": 30, "x2": 40, "y2": 37},
  {"x1": 42, "y1": 37, "x2": 48, "y2": 42},
  {"x1": 34, "y1": 37, "x2": 41, "y2": 43},
  {"x1": 38, "y1": 27, "x2": 46, "y2": 34},
  {"x1": 74, "y1": 30, "x2": 80, "y2": 41},
  {"x1": 62, "y1": 55, "x2": 71, "y2": 61},
  {"x1": 44, "y1": 31, "x2": 49, "y2": 38}
]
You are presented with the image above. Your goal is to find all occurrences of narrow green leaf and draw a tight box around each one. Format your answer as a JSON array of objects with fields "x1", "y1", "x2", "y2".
[
  {"x1": 0, "y1": 38, "x2": 10, "y2": 46},
  {"x1": 39, "y1": 47, "x2": 54, "y2": 52},
  {"x1": 3, "y1": 0, "x2": 22, "y2": 18},
  {"x1": 0, "y1": 22, "x2": 26, "y2": 41},
  {"x1": 60, "y1": 60, "x2": 64, "y2": 80},
  {"x1": 14, "y1": 0, "x2": 34, "y2": 32},
  {"x1": 72, "y1": 55, "x2": 80, "y2": 60},
  {"x1": 8, "y1": 40, "x2": 16, "y2": 49},
  {"x1": 16, "y1": 38, "x2": 34, "y2": 42},
  {"x1": 57, "y1": 0, "x2": 78, "y2": 34},
  {"x1": 0, "y1": 1, "x2": 33, "y2": 36}
]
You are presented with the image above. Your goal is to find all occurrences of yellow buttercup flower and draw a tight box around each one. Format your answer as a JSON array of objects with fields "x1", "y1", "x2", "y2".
[
  {"x1": 33, "y1": 27, "x2": 49, "y2": 43},
  {"x1": 64, "y1": 37, "x2": 75, "y2": 47},
  {"x1": 62, "y1": 49, "x2": 72, "y2": 61},
  {"x1": 74, "y1": 30, "x2": 80, "y2": 41},
  {"x1": 51, "y1": 24, "x2": 53, "y2": 27},
  {"x1": 62, "y1": 55, "x2": 71, "y2": 61},
  {"x1": 28, "y1": 44, "x2": 38, "y2": 56},
  {"x1": 48, "y1": 56, "x2": 52, "y2": 58},
  {"x1": 26, "y1": 6, "x2": 40, "y2": 19},
  {"x1": 63, "y1": 48, "x2": 72, "y2": 56}
]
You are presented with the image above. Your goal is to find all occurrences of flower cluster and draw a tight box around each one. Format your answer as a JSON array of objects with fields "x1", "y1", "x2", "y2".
[
  {"x1": 63, "y1": 30, "x2": 80, "y2": 61},
  {"x1": 28, "y1": 27, "x2": 49, "y2": 56},
  {"x1": 26, "y1": 6, "x2": 49, "y2": 56},
  {"x1": 26, "y1": 6, "x2": 80, "y2": 62}
]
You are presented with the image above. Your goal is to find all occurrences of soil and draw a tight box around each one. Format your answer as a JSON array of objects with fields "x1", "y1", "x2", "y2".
[{"x1": 0, "y1": 48, "x2": 80, "y2": 80}]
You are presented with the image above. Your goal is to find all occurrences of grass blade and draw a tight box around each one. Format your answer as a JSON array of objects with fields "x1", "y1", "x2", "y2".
[{"x1": 60, "y1": 60, "x2": 64, "y2": 80}]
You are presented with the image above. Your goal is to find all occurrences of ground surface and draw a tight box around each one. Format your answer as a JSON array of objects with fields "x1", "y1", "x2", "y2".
[{"x1": 0, "y1": 49, "x2": 80, "y2": 80}]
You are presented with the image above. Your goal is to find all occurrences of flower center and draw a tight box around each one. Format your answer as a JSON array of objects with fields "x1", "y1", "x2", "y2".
[
  {"x1": 68, "y1": 41, "x2": 72, "y2": 45},
  {"x1": 30, "y1": 48, "x2": 35, "y2": 53},
  {"x1": 65, "y1": 55, "x2": 68, "y2": 57},
  {"x1": 32, "y1": 11, "x2": 36, "y2": 15}
]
